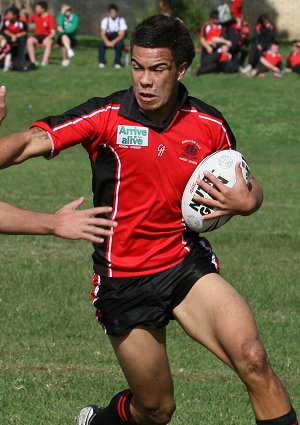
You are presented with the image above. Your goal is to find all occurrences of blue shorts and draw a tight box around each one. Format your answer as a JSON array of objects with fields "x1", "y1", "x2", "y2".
[{"x1": 91, "y1": 239, "x2": 219, "y2": 336}]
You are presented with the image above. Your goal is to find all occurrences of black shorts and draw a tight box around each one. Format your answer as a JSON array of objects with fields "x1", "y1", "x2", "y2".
[
  {"x1": 57, "y1": 33, "x2": 77, "y2": 47},
  {"x1": 91, "y1": 239, "x2": 219, "y2": 336},
  {"x1": 34, "y1": 35, "x2": 48, "y2": 44}
]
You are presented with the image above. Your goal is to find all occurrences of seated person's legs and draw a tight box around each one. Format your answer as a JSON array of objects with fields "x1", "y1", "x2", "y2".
[
  {"x1": 41, "y1": 37, "x2": 53, "y2": 66},
  {"x1": 98, "y1": 40, "x2": 107, "y2": 66},
  {"x1": 27, "y1": 36, "x2": 38, "y2": 64},
  {"x1": 114, "y1": 39, "x2": 124, "y2": 67}
]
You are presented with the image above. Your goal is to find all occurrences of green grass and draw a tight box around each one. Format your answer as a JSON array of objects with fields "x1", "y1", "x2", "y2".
[{"x1": 0, "y1": 37, "x2": 299, "y2": 424}]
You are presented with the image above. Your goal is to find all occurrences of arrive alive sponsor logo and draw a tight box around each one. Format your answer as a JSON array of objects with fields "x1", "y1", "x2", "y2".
[{"x1": 117, "y1": 125, "x2": 149, "y2": 147}]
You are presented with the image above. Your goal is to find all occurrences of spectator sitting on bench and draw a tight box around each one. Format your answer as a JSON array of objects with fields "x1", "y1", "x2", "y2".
[
  {"x1": 57, "y1": 4, "x2": 79, "y2": 67},
  {"x1": 2, "y1": 6, "x2": 27, "y2": 61},
  {"x1": 98, "y1": 3, "x2": 127, "y2": 69},
  {"x1": 27, "y1": 1, "x2": 56, "y2": 66}
]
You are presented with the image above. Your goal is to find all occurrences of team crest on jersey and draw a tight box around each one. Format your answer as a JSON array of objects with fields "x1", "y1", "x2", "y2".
[
  {"x1": 117, "y1": 125, "x2": 149, "y2": 147},
  {"x1": 180, "y1": 140, "x2": 201, "y2": 165}
]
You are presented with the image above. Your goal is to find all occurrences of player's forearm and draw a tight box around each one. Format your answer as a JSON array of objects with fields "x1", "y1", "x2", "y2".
[
  {"x1": 0, "y1": 201, "x2": 55, "y2": 235},
  {"x1": 0, "y1": 132, "x2": 29, "y2": 168},
  {"x1": 200, "y1": 37, "x2": 210, "y2": 50}
]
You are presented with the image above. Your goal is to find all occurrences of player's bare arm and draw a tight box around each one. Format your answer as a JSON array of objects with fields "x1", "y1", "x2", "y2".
[
  {"x1": 0, "y1": 86, "x2": 51, "y2": 167},
  {"x1": 195, "y1": 163, "x2": 263, "y2": 219},
  {"x1": 0, "y1": 197, "x2": 117, "y2": 242},
  {"x1": 0, "y1": 126, "x2": 52, "y2": 168}
]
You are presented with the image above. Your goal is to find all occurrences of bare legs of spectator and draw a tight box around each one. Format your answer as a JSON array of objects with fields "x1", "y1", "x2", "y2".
[
  {"x1": 3, "y1": 53, "x2": 12, "y2": 72},
  {"x1": 27, "y1": 36, "x2": 53, "y2": 66},
  {"x1": 60, "y1": 34, "x2": 75, "y2": 67},
  {"x1": 27, "y1": 36, "x2": 38, "y2": 65},
  {"x1": 41, "y1": 37, "x2": 53, "y2": 66}
]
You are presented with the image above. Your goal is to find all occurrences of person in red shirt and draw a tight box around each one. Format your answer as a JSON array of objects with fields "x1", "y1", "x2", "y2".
[
  {"x1": 27, "y1": 1, "x2": 56, "y2": 66},
  {"x1": 242, "y1": 14, "x2": 276, "y2": 74},
  {"x1": 197, "y1": 43, "x2": 239, "y2": 75},
  {"x1": 248, "y1": 42, "x2": 283, "y2": 78},
  {"x1": 2, "y1": 6, "x2": 27, "y2": 61},
  {"x1": 0, "y1": 15, "x2": 298, "y2": 425},
  {"x1": 198, "y1": 10, "x2": 231, "y2": 71},
  {"x1": 285, "y1": 40, "x2": 300, "y2": 75},
  {"x1": 230, "y1": 0, "x2": 243, "y2": 22}
]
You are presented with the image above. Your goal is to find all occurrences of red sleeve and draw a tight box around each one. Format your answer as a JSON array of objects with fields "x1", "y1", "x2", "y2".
[
  {"x1": 200, "y1": 23, "x2": 207, "y2": 38},
  {"x1": 30, "y1": 98, "x2": 109, "y2": 159},
  {"x1": 48, "y1": 14, "x2": 56, "y2": 30}
]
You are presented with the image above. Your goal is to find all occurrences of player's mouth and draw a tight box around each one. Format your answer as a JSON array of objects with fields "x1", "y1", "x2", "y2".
[{"x1": 139, "y1": 92, "x2": 158, "y2": 103}]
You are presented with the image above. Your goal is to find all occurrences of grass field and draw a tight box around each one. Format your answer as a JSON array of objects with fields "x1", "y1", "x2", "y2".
[{"x1": 0, "y1": 38, "x2": 299, "y2": 424}]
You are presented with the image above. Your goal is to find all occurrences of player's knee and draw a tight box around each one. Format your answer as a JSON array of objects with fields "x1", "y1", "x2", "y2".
[
  {"x1": 237, "y1": 339, "x2": 270, "y2": 382},
  {"x1": 142, "y1": 399, "x2": 176, "y2": 425}
]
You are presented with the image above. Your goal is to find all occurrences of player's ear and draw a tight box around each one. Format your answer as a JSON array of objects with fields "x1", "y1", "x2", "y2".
[{"x1": 177, "y1": 62, "x2": 188, "y2": 81}]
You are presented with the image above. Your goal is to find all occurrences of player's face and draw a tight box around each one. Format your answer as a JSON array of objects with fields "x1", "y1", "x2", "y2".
[{"x1": 131, "y1": 46, "x2": 186, "y2": 123}]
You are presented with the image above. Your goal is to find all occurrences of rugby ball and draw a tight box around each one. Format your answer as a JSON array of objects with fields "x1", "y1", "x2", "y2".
[{"x1": 181, "y1": 150, "x2": 250, "y2": 233}]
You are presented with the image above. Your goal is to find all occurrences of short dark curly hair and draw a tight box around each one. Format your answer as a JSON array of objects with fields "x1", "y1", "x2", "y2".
[
  {"x1": 131, "y1": 14, "x2": 195, "y2": 68},
  {"x1": 36, "y1": 1, "x2": 48, "y2": 11}
]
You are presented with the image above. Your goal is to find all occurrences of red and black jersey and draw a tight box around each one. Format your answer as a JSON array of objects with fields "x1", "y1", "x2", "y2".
[
  {"x1": 3, "y1": 18, "x2": 27, "y2": 34},
  {"x1": 263, "y1": 50, "x2": 282, "y2": 68},
  {"x1": 200, "y1": 21, "x2": 223, "y2": 42},
  {"x1": 217, "y1": 48, "x2": 232, "y2": 63},
  {"x1": 33, "y1": 84, "x2": 236, "y2": 278},
  {"x1": 287, "y1": 51, "x2": 300, "y2": 68}
]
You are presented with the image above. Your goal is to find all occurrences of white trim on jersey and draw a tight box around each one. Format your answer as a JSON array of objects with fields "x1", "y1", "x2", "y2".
[
  {"x1": 52, "y1": 106, "x2": 120, "y2": 133},
  {"x1": 105, "y1": 144, "x2": 122, "y2": 278}
]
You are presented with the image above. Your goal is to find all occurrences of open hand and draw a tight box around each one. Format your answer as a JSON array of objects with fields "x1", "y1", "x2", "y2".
[{"x1": 53, "y1": 197, "x2": 118, "y2": 243}]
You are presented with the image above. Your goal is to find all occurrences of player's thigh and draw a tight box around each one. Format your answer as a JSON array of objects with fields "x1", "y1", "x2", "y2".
[
  {"x1": 109, "y1": 326, "x2": 174, "y2": 406},
  {"x1": 173, "y1": 273, "x2": 260, "y2": 369}
]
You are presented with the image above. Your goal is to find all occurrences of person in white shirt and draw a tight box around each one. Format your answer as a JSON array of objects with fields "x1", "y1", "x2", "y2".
[{"x1": 98, "y1": 3, "x2": 127, "y2": 69}]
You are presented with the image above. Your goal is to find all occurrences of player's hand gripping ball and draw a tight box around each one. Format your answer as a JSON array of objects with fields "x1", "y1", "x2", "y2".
[{"x1": 181, "y1": 150, "x2": 250, "y2": 232}]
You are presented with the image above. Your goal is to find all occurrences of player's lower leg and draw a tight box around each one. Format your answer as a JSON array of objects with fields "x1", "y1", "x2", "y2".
[{"x1": 77, "y1": 390, "x2": 135, "y2": 425}]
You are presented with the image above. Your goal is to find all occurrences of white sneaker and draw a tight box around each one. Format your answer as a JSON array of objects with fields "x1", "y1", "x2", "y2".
[
  {"x1": 67, "y1": 48, "x2": 75, "y2": 58},
  {"x1": 3, "y1": 67, "x2": 10, "y2": 72},
  {"x1": 240, "y1": 64, "x2": 252, "y2": 74},
  {"x1": 114, "y1": 64, "x2": 121, "y2": 69},
  {"x1": 77, "y1": 406, "x2": 101, "y2": 425},
  {"x1": 99, "y1": 63, "x2": 106, "y2": 68},
  {"x1": 62, "y1": 59, "x2": 70, "y2": 67}
]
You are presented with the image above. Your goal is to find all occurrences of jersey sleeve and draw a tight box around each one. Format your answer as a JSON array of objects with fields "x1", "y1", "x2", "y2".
[{"x1": 31, "y1": 98, "x2": 108, "y2": 159}]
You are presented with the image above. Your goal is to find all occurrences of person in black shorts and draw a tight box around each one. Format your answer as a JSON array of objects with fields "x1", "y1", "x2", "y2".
[{"x1": 0, "y1": 15, "x2": 298, "y2": 425}]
